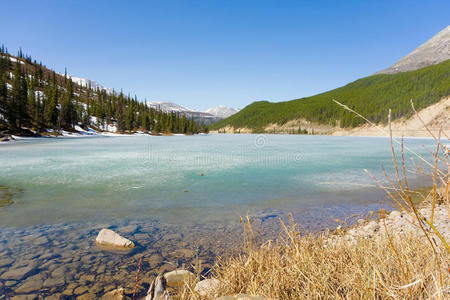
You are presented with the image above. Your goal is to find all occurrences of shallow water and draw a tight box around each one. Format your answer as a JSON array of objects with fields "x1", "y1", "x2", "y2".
[{"x1": 0, "y1": 134, "x2": 437, "y2": 297}]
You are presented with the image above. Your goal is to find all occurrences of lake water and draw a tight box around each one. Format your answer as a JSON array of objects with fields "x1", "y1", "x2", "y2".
[{"x1": 0, "y1": 134, "x2": 437, "y2": 297}]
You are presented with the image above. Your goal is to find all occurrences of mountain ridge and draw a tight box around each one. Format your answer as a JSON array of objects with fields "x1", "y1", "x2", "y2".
[
  {"x1": 64, "y1": 74, "x2": 238, "y2": 122},
  {"x1": 210, "y1": 26, "x2": 450, "y2": 135},
  {"x1": 377, "y1": 25, "x2": 449, "y2": 74}
]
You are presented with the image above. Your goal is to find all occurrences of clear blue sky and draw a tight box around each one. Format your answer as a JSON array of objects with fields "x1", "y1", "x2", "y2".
[{"x1": 1, "y1": 1, "x2": 448, "y2": 111}]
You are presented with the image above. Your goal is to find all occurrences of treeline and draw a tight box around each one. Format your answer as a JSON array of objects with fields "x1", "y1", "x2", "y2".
[
  {"x1": 211, "y1": 59, "x2": 450, "y2": 130},
  {"x1": 0, "y1": 46, "x2": 208, "y2": 135}
]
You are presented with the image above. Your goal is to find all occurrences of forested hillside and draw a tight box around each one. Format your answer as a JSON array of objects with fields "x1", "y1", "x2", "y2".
[
  {"x1": 211, "y1": 59, "x2": 450, "y2": 131},
  {"x1": 0, "y1": 46, "x2": 208, "y2": 135}
]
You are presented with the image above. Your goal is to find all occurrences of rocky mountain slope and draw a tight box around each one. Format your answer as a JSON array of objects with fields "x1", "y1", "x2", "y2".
[
  {"x1": 211, "y1": 26, "x2": 450, "y2": 136},
  {"x1": 377, "y1": 25, "x2": 449, "y2": 74}
]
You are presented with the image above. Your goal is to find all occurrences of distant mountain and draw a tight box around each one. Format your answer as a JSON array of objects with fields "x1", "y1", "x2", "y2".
[
  {"x1": 64, "y1": 76, "x2": 227, "y2": 123},
  {"x1": 205, "y1": 106, "x2": 239, "y2": 118},
  {"x1": 0, "y1": 50, "x2": 209, "y2": 135},
  {"x1": 377, "y1": 25, "x2": 450, "y2": 74},
  {"x1": 147, "y1": 101, "x2": 195, "y2": 113}
]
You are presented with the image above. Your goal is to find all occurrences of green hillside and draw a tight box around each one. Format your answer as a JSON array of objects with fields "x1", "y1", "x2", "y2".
[{"x1": 211, "y1": 59, "x2": 450, "y2": 131}]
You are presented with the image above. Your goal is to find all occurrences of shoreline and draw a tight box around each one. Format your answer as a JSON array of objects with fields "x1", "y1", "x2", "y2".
[
  {"x1": 183, "y1": 198, "x2": 449, "y2": 299},
  {"x1": 0, "y1": 185, "x2": 444, "y2": 299},
  {"x1": 0, "y1": 199, "x2": 401, "y2": 298}
]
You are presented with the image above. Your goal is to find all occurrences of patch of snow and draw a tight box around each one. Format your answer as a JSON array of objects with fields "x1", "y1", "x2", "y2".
[
  {"x1": 5, "y1": 56, "x2": 25, "y2": 65},
  {"x1": 68, "y1": 75, "x2": 113, "y2": 94}
]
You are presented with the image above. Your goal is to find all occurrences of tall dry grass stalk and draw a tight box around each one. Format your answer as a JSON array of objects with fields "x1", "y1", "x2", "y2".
[{"x1": 178, "y1": 100, "x2": 449, "y2": 299}]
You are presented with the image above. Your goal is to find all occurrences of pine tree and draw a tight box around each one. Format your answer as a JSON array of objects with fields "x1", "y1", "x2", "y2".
[
  {"x1": 60, "y1": 78, "x2": 76, "y2": 128},
  {"x1": 0, "y1": 56, "x2": 8, "y2": 119},
  {"x1": 116, "y1": 92, "x2": 125, "y2": 132},
  {"x1": 45, "y1": 83, "x2": 58, "y2": 127},
  {"x1": 8, "y1": 62, "x2": 28, "y2": 129}
]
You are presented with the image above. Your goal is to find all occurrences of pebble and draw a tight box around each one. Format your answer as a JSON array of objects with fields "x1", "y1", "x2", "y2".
[
  {"x1": 195, "y1": 278, "x2": 220, "y2": 297},
  {"x1": 0, "y1": 265, "x2": 37, "y2": 280},
  {"x1": 330, "y1": 204, "x2": 450, "y2": 245}
]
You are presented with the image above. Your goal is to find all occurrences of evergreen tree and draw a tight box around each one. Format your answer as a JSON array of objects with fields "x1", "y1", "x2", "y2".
[
  {"x1": 0, "y1": 56, "x2": 8, "y2": 118},
  {"x1": 60, "y1": 78, "x2": 77, "y2": 128},
  {"x1": 45, "y1": 83, "x2": 58, "y2": 127},
  {"x1": 8, "y1": 62, "x2": 28, "y2": 129},
  {"x1": 116, "y1": 92, "x2": 125, "y2": 132}
]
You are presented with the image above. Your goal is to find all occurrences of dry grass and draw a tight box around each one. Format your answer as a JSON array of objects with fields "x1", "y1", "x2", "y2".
[{"x1": 177, "y1": 101, "x2": 449, "y2": 299}]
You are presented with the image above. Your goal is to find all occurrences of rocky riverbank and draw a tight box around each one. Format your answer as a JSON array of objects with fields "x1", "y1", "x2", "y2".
[
  {"x1": 329, "y1": 203, "x2": 449, "y2": 245},
  {"x1": 1, "y1": 199, "x2": 446, "y2": 299},
  {"x1": 181, "y1": 203, "x2": 449, "y2": 300}
]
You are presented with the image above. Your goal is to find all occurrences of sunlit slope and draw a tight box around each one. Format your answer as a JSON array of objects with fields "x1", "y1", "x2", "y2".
[{"x1": 211, "y1": 59, "x2": 450, "y2": 130}]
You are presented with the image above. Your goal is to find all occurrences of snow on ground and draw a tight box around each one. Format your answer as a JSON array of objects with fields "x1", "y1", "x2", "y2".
[{"x1": 3, "y1": 56, "x2": 25, "y2": 65}]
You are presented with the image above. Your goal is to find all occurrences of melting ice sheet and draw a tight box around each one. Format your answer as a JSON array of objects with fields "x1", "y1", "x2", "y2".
[{"x1": 0, "y1": 134, "x2": 437, "y2": 228}]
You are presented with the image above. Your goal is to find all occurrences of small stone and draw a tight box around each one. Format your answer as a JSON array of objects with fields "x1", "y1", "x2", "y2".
[
  {"x1": 0, "y1": 258, "x2": 14, "y2": 268},
  {"x1": 90, "y1": 284, "x2": 104, "y2": 294},
  {"x1": 5, "y1": 280, "x2": 18, "y2": 287},
  {"x1": 389, "y1": 210, "x2": 402, "y2": 219},
  {"x1": 10, "y1": 295, "x2": 38, "y2": 300},
  {"x1": 96, "y1": 229, "x2": 135, "y2": 248},
  {"x1": 62, "y1": 288, "x2": 74, "y2": 296},
  {"x1": 77, "y1": 293, "x2": 97, "y2": 300},
  {"x1": 164, "y1": 269, "x2": 195, "y2": 287},
  {"x1": 80, "y1": 274, "x2": 96, "y2": 283},
  {"x1": 195, "y1": 278, "x2": 220, "y2": 297},
  {"x1": 0, "y1": 265, "x2": 37, "y2": 280},
  {"x1": 43, "y1": 276, "x2": 65, "y2": 287},
  {"x1": 364, "y1": 221, "x2": 380, "y2": 233},
  {"x1": 101, "y1": 287, "x2": 128, "y2": 300},
  {"x1": 74, "y1": 286, "x2": 89, "y2": 295},
  {"x1": 51, "y1": 266, "x2": 68, "y2": 278},
  {"x1": 14, "y1": 278, "x2": 44, "y2": 294}
]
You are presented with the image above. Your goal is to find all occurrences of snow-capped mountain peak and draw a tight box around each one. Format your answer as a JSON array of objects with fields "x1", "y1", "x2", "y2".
[
  {"x1": 146, "y1": 101, "x2": 196, "y2": 113},
  {"x1": 205, "y1": 106, "x2": 239, "y2": 118}
]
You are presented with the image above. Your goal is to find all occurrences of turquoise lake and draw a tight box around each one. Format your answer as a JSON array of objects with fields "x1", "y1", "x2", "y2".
[
  {"x1": 0, "y1": 134, "x2": 436, "y2": 229},
  {"x1": 0, "y1": 134, "x2": 439, "y2": 297}
]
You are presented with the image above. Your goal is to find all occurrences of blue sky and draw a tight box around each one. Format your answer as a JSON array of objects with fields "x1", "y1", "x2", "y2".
[{"x1": 1, "y1": 1, "x2": 448, "y2": 111}]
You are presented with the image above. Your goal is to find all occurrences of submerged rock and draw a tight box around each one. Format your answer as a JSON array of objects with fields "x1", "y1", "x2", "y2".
[
  {"x1": 14, "y1": 278, "x2": 44, "y2": 294},
  {"x1": 164, "y1": 269, "x2": 195, "y2": 287},
  {"x1": 102, "y1": 287, "x2": 129, "y2": 300},
  {"x1": 96, "y1": 229, "x2": 135, "y2": 248},
  {"x1": 0, "y1": 265, "x2": 37, "y2": 280}
]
